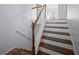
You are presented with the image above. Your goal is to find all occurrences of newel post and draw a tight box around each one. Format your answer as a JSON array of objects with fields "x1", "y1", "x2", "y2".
[{"x1": 32, "y1": 23, "x2": 35, "y2": 55}]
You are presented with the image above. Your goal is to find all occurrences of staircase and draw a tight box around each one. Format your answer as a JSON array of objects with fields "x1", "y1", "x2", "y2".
[
  {"x1": 38, "y1": 19, "x2": 75, "y2": 55},
  {"x1": 6, "y1": 19, "x2": 75, "y2": 55}
]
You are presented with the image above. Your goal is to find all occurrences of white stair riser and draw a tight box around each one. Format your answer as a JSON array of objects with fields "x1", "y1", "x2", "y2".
[
  {"x1": 43, "y1": 33, "x2": 71, "y2": 40},
  {"x1": 45, "y1": 24, "x2": 68, "y2": 27},
  {"x1": 39, "y1": 47, "x2": 63, "y2": 55},
  {"x1": 46, "y1": 20, "x2": 67, "y2": 22},
  {"x1": 42, "y1": 39, "x2": 73, "y2": 50},
  {"x1": 44, "y1": 28, "x2": 69, "y2": 32}
]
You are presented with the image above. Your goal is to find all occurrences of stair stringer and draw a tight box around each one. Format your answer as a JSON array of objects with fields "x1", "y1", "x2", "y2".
[{"x1": 67, "y1": 19, "x2": 77, "y2": 55}]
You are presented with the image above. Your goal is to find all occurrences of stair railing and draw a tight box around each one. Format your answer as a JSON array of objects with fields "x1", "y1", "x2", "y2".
[{"x1": 32, "y1": 4, "x2": 46, "y2": 55}]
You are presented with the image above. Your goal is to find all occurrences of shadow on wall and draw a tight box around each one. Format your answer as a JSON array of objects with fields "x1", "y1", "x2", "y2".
[{"x1": 16, "y1": 31, "x2": 32, "y2": 40}]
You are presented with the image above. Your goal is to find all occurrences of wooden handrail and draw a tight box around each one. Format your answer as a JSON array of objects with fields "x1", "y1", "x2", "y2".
[
  {"x1": 32, "y1": 4, "x2": 46, "y2": 55},
  {"x1": 32, "y1": 5, "x2": 44, "y2": 9},
  {"x1": 34, "y1": 6, "x2": 45, "y2": 26}
]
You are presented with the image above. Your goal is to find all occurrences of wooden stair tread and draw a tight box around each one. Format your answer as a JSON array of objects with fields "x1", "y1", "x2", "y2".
[
  {"x1": 38, "y1": 51, "x2": 49, "y2": 55},
  {"x1": 42, "y1": 36, "x2": 72, "y2": 45},
  {"x1": 20, "y1": 48, "x2": 32, "y2": 54},
  {"x1": 40, "y1": 42, "x2": 74, "y2": 55},
  {"x1": 6, "y1": 48, "x2": 32, "y2": 55},
  {"x1": 44, "y1": 30, "x2": 70, "y2": 36},
  {"x1": 45, "y1": 26, "x2": 68, "y2": 29},
  {"x1": 46, "y1": 22, "x2": 67, "y2": 24}
]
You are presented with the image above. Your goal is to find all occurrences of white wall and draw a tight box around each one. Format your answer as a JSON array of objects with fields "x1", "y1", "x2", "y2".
[
  {"x1": 67, "y1": 4, "x2": 79, "y2": 19},
  {"x1": 67, "y1": 4, "x2": 79, "y2": 54},
  {"x1": 0, "y1": 4, "x2": 33, "y2": 54},
  {"x1": 58, "y1": 4, "x2": 67, "y2": 19},
  {"x1": 46, "y1": 4, "x2": 58, "y2": 19},
  {"x1": 32, "y1": 5, "x2": 37, "y2": 22},
  {"x1": 46, "y1": 4, "x2": 67, "y2": 20}
]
